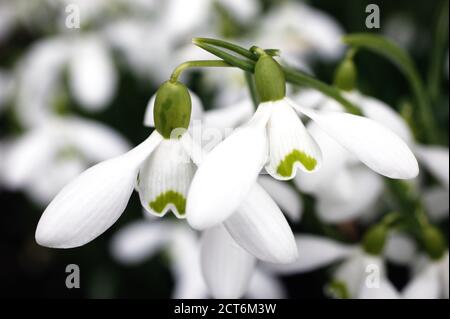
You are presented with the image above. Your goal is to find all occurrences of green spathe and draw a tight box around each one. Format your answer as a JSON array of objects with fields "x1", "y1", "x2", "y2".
[
  {"x1": 254, "y1": 54, "x2": 286, "y2": 102},
  {"x1": 422, "y1": 225, "x2": 446, "y2": 260},
  {"x1": 277, "y1": 149, "x2": 317, "y2": 177},
  {"x1": 334, "y1": 58, "x2": 357, "y2": 91},
  {"x1": 149, "y1": 190, "x2": 186, "y2": 216},
  {"x1": 154, "y1": 81, "x2": 191, "y2": 139},
  {"x1": 362, "y1": 224, "x2": 388, "y2": 255}
]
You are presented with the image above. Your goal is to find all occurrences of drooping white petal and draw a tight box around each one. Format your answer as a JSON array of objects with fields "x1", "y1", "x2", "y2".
[
  {"x1": 258, "y1": 175, "x2": 303, "y2": 222},
  {"x1": 265, "y1": 235, "x2": 355, "y2": 275},
  {"x1": 224, "y1": 184, "x2": 298, "y2": 264},
  {"x1": 402, "y1": 263, "x2": 441, "y2": 299},
  {"x1": 247, "y1": 270, "x2": 286, "y2": 299},
  {"x1": 187, "y1": 103, "x2": 273, "y2": 230},
  {"x1": 64, "y1": 116, "x2": 131, "y2": 162},
  {"x1": 358, "y1": 277, "x2": 400, "y2": 299},
  {"x1": 316, "y1": 167, "x2": 384, "y2": 223},
  {"x1": 415, "y1": 145, "x2": 449, "y2": 188},
  {"x1": 110, "y1": 220, "x2": 172, "y2": 265},
  {"x1": 290, "y1": 88, "x2": 327, "y2": 110},
  {"x1": 353, "y1": 91, "x2": 414, "y2": 145},
  {"x1": 423, "y1": 186, "x2": 449, "y2": 221},
  {"x1": 201, "y1": 225, "x2": 255, "y2": 299},
  {"x1": 384, "y1": 232, "x2": 417, "y2": 266},
  {"x1": 169, "y1": 225, "x2": 208, "y2": 299},
  {"x1": 35, "y1": 131, "x2": 162, "y2": 248},
  {"x1": 137, "y1": 138, "x2": 195, "y2": 219},
  {"x1": 143, "y1": 90, "x2": 204, "y2": 127},
  {"x1": 266, "y1": 98, "x2": 322, "y2": 180},
  {"x1": 293, "y1": 100, "x2": 419, "y2": 179},
  {"x1": 68, "y1": 36, "x2": 117, "y2": 111}
]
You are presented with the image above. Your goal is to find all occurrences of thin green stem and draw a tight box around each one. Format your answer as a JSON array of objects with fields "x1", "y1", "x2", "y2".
[
  {"x1": 170, "y1": 60, "x2": 232, "y2": 82},
  {"x1": 194, "y1": 41, "x2": 362, "y2": 115},
  {"x1": 244, "y1": 72, "x2": 259, "y2": 109},
  {"x1": 427, "y1": 0, "x2": 449, "y2": 103}
]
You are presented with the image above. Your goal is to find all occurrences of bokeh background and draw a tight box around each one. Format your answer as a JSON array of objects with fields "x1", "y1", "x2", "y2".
[{"x1": 0, "y1": 0, "x2": 448, "y2": 298}]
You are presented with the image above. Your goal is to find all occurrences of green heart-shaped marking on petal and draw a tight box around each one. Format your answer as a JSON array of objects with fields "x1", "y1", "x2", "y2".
[
  {"x1": 149, "y1": 191, "x2": 186, "y2": 216},
  {"x1": 277, "y1": 149, "x2": 317, "y2": 177}
]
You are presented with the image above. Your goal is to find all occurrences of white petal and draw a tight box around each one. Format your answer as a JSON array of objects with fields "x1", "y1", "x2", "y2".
[
  {"x1": 258, "y1": 175, "x2": 303, "y2": 222},
  {"x1": 216, "y1": 0, "x2": 260, "y2": 22},
  {"x1": 169, "y1": 225, "x2": 208, "y2": 299},
  {"x1": 316, "y1": 167, "x2": 384, "y2": 223},
  {"x1": 423, "y1": 186, "x2": 449, "y2": 221},
  {"x1": 265, "y1": 235, "x2": 355, "y2": 274},
  {"x1": 384, "y1": 232, "x2": 417, "y2": 266},
  {"x1": 201, "y1": 225, "x2": 255, "y2": 299},
  {"x1": 290, "y1": 88, "x2": 327, "y2": 110},
  {"x1": 294, "y1": 121, "x2": 349, "y2": 194},
  {"x1": 402, "y1": 263, "x2": 441, "y2": 299},
  {"x1": 224, "y1": 184, "x2": 298, "y2": 263},
  {"x1": 202, "y1": 99, "x2": 254, "y2": 130},
  {"x1": 64, "y1": 116, "x2": 131, "y2": 161},
  {"x1": 35, "y1": 132, "x2": 162, "y2": 248},
  {"x1": 358, "y1": 277, "x2": 400, "y2": 299},
  {"x1": 354, "y1": 92, "x2": 414, "y2": 145},
  {"x1": 293, "y1": 100, "x2": 419, "y2": 179},
  {"x1": 186, "y1": 103, "x2": 272, "y2": 230},
  {"x1": 143, "y1": 89, "x2": 204, "y2": 127},
  {"x1": 266, "y1": 99, "x2": 322, "y2": 180},
  {"x1": 68, "y1": 37, "x2": 117, "y2": 111},
  {"x1": 110, "y1": 220, "x2": 172, "y2": 265},
  {"x1": 137, "y1": 138, "x2": 195, "y2": 219},
  {"x1": 415, "y1": 145, "x2": 449, "y2": 188},
  {"x1": 1, "y1": 126, "x2": 57, "y2": 189},
  {"x1": 247, "y1": 270, "x2": 287, "y2": 299}
]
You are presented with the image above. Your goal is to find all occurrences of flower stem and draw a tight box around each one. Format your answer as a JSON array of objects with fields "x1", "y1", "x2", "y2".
[{"x1": 170, "y1": 60, "x2": 232, "y2": 83}]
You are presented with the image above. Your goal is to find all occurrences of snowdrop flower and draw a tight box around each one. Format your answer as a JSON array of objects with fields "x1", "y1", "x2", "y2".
[
  {"x1": 1, "y1": 115, "x2": 130, "y2": 205},
  {"x1": 34, "y1": 80, "x2": 198, "y2": 247},
  {"x1": 187, "y1": 51, "x2": 418, "y2": 230},
  {"x1": 15, "y1": 34, "x2": 117, "y2": 127},
  {"x1": 111, "y1": 217, "x2": 287, "y2": 299},
  {"x1": 255, "y1": 1, "x2": 345, "y2": 67},
  {"x1": 293, "y1": 86, "x2": 448, "y2": 223}
]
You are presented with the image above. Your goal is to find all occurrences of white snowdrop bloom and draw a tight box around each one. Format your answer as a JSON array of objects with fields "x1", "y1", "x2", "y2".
[
  {"x1": 1, "y1": 115, "x2": 130, "y2": 205},
  {"x1": 293, "y1": 89, "x2": 447, "y2": 223},
  {"x1": 111, "y1": 217, "x2": 286, "y2": 299},
  {"x1": 265, "y1": 234, "x2": 400, "y2": 299},
  {"x1": 255, "y1": 1, "x2": 345, "y2": 65},
  {"x1": 15, "y1": 34, "x2": 117, "y2": 127},
  {"x1": 144, "y1": 89, "x2": 299, "y2": 264},
  {"x1": 187, "y1": 53, "x2": 418, "y2": 230},
  {"x1": 34, "y1": 81, "x2": 198, "y2": 248},
  {"x1": 401, "y1": 251, "x2": 449, "y2": 299}
]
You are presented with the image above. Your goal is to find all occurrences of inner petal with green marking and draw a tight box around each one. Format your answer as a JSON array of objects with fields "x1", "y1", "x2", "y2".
[
  {"x1": 149, "y1": 190, "x2": 186, "y2": 216},
  {"x1": 277, "y1": 149, "x2": 317, "y2": 177}
]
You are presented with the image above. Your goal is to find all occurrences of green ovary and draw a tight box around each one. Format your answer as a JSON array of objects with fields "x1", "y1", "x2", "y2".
[
  {"x1": 149, "y1": 191, "x2": 186, "y2": 216},
  {"x1": 327, "y1": 279, "x2": 350, "y2": 299},
  {"x1": 276, "y1": 149, "x2": 317, "y2": 177}
]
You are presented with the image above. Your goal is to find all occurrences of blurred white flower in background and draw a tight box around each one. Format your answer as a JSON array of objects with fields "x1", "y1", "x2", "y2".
[
  {"x1": 111, "y1": 216, "x2": 287, "y2": 299},
  {"x1": 1, "y1": 115, "x2": 130, "y2": 204}
]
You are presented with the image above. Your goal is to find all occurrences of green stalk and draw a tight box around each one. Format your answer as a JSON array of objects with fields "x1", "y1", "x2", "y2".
[
  {"x1": 427, "y1": 0, "x2": 449, "y2": 103},
  {"x1": 170, "y1": 60, "x2": 232, "y2": 83},
  {"x1": 194, "y1": 41, "x2": 362, "y2": 115},
  {"x1": 244, "y1": 72, "x2": 259, "y2": 108}
]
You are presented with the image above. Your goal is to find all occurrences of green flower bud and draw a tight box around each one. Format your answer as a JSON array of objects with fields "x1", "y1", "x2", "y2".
[
  {"x1": 362, "y1": 224, "x2": 388, "y2": 256},
  {"x1": 422, "y1": 225, "x2": 446, "y2": 260},
  {"x1": 254, "y1": 54, "x2": 286, "y2": 102},
  {"x1": 154, "y1": 81, "x2": 191, "y2": 139},
  {"x1": 334, "y1": 58, "x2": 357, "y2": 91}
]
